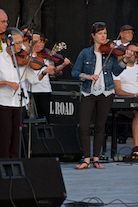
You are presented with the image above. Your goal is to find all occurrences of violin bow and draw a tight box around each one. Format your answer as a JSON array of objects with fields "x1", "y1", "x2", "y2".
[{"x1": 16, "y1": 15, "x2": 20, "y2": 28}]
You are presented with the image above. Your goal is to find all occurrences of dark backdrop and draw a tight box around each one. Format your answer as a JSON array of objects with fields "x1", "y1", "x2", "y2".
[{"x1": 0, "y1": 0, "x2": 138, "y2": 80}]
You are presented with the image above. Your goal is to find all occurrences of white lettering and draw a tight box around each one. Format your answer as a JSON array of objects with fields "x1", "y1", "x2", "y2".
[
  {"x1": 55, "y1": 102, "x2": 60, "y2": 115},
  {"x1": 68, "y1": 102, "x2": 74, "y2": 115},
  {"x1": 50, "y1": 101, "x2": 54, "y2": 114},
  {"x1": 50, "y1": 101, "x2": 75, "y2": 116}
]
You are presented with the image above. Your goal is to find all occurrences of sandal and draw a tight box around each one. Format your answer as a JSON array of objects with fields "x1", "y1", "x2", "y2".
[
  {"x1": 93, "y1": 161, "x2": 104, "y2": 169},
  {"x1": 75, "y1": 161, "x2": 90, "y2": 169}
]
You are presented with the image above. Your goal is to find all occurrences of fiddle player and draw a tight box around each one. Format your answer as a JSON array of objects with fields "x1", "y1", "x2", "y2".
[
  {"x1": 113, "y1": 25, "x2": 135, "y2": 144},
  {"x1": 114, "y1": 25, "x2": 134, "y2": 47},
  {"x1": 0, "y1": 8, "x2": 9, "y2": 52},
  {"x1": 113, "y1": 44, "x2": 138, "y2": 157},
  {"x1": 72, "y1": 22, "x2": 133, "y2": 169},
  {"x1": 20, "y1": 25, "x2": 31, "y2": 49},
  {"x1": 29, "y1": 32, "x2": 70, "y2": 123},
  {"x1": 0, "y1": 27, "x2": 55, "y2": 158}
]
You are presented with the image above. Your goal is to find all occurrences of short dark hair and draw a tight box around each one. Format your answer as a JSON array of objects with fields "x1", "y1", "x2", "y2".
[{"x1": 20, "y1": 25, "x2": 30, "y2": 31}]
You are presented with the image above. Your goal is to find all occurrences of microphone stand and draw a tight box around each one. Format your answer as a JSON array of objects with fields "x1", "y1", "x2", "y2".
[
  {"x1": 9, "y1": 35, "x2": 29, "y2": 158},
  {"x1": 25, "y1": 0, "x2": 45, "y2": 158}
]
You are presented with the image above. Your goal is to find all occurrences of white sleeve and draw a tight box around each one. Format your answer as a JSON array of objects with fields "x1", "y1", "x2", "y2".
[{"x1": 113, "y1": 73, "x2": 120, "y2": 81}]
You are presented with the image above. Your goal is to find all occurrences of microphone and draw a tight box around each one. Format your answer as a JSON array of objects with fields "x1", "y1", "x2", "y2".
[{"x1": 8, "y1": 34, "x2": 14, "y2": 45}]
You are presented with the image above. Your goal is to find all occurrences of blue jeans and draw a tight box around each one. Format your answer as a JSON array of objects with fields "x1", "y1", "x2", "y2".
[{"x1": 79, "y1": 93, "x2": 114, "y2": 157}]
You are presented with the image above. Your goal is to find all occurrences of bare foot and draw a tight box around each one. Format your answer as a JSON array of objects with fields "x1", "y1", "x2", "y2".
[
  {"x1": 93, "y1": 161, "x2": 104, "y2": 169},
  {"x1": 75, "y1": 161, "x2": 90, "y2": 169}
]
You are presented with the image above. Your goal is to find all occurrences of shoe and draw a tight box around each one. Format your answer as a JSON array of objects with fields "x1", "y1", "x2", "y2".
[
  {"x1": 75, "y1": 161, "x2": 90, "y2": 169},
  {"x1": 118, "y1": 139, "x2": 126, "y2": 144},
  {"x1": 131, "y1": 146, "x2": 138, "y2": 156},
  {"x1": 93, "y1": 161, "x2": 105, "y2": 169}
]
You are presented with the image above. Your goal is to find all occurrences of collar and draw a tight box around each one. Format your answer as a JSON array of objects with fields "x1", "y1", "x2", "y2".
[{"x1": 90, "y1": 45, "x2": 95, "y2": 53}]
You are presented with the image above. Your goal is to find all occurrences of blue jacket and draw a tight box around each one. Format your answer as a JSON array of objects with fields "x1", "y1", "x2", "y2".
[{"x1": 71, "y1": 45, "x2": 126, "y2": 94}]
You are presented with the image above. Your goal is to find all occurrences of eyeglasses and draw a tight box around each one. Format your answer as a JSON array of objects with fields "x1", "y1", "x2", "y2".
[
  {"x1": 93, "y1": 22, "x2": 105, "y2": 26},
  {"x1": 0, "y1": 20, "x2": 9, "y2": 24},
  {"x1": 14, "y1": 41, "x2": 23, "y2": 45},
  {"x1": 123, "y1": 31, "x2": 134, "y2": 35}
]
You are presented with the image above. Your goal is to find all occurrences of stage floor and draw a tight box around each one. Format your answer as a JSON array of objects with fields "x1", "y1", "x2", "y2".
[{"x1": 61, "y1": 137, "x2": 138, "y2": 207}]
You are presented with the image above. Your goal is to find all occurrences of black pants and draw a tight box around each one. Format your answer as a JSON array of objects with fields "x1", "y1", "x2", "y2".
[
  {"x1": 0, "y1": 105, "x2": 26, "y2": 158},
  {"x1": 33, "y1": 92, "x2": 51, "y2": 124},
  {"x1": 79, "y1": 93, "x2": 114, "y2": 158}
]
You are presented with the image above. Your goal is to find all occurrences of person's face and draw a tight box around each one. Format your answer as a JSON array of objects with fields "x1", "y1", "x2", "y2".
[
  {"x1": 92, "y1": 28, "x2": 107, "y2": 45},
  {"x1": 22, "y1": 28, "x2": 31, "y2": 35},
  {"x1": 120, "y1": 30, "x2": 134, "y2": 43},
  {"x1": 12, "y1": 34, "x2": 23, "y2": 53},
  {"x1": 127, "y1": 45, "x2": 138, "y2": 63},
  {"x1": 34, "y1": 39, "x2": 45, "y2": 52},
  {"x1": 0, "y1": 11, "x2": 8, "y2": 33}
]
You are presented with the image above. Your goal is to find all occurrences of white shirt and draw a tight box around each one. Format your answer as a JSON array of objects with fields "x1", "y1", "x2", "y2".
[
  {"x1": 113, "y1": 39, "x2": 130, "y2": 46},
  {"x1": 0, "y1": 48, "x2": 40, "y2": 107},
  {"x1": 30, "y1": 59, "x2": 53, "y2": 93},
  {"x1": 113, "y1": 64, "x2": 138, "y2": 94},
  {"x1": 82, "y1": 52, "x2": 114, "y2": 97}
]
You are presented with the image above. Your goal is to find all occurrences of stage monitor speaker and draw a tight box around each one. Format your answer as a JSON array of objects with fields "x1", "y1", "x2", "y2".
[
  {"x1": 0, "y1": 157, "x2": 66, "y2": 207},
  {"x1": 22, "y1": 123, "x2": 82, "y2": 161}
]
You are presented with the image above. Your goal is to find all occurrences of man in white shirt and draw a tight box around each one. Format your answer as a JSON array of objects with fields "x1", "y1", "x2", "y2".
[
  {"x1": 114, "y1": 24, "x2": 134, "y2": 47},
  {"x1": 0, "y1": 9, "x2": 9, "y2": 52},
  {"x1": 0, "y1": 27, "x2": 55, "y2": 158},
  {"x1": 113, "y1": 24, "x2": 135, "y2": 144},
  {"x1": 114, "y1": 44, "x2": 138, "y2": 156}
]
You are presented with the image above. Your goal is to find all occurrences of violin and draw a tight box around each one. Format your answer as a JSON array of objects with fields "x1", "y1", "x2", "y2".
[
  {"x1": 37, "y1": 42, "x2": 74, "y2": 67},
  {"x1": 99, "y1": 40, "x2": 138, "y2": 59},
  {"x1": 9, "y1": 49, "x2": 62, "y2": 75}
]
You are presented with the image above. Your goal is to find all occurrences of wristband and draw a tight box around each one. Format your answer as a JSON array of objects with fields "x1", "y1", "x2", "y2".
[
  {"x1": 122, "y1": 58, "x2": 128, "y2": 64},
  {"x1": 41, "y1": 71, "x2": 46, "y2": 76}
]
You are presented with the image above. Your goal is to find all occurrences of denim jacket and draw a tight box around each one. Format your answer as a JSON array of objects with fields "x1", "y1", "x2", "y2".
[{"x1": 71, "y1": 45, "x2": 126, "y2": 94}]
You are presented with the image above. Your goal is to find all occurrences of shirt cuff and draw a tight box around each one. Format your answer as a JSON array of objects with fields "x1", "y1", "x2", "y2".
[{"x1": 79, "y1": 73, "x2": 86, "y2": 81}]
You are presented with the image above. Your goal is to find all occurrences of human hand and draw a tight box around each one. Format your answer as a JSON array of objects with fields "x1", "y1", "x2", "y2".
[
  {"x1": 7, "y1": 82, "x2": 19, "y2": 91},
  {"x1": 87, "y1": 74, "x2": 99, "y2": 82}
]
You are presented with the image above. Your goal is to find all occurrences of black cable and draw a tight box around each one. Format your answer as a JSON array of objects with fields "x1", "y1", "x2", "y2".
[
  {"x1": 21, "y1": 132, "x2": 27, "y2": 158},
  {"x1": 41, "y1": 132, "x2": 67, "y2": 160},
  {"x1": 24, "y1": 175, "x2": 40, "y2": 207},
  {"x1": 41, "y1": 137, "x2": 52, "y2": 156},
  {"x1": 9, "y1": 176, "x2": 17, "y2": 207},
  {"x1": 9, "y1": 175, "x2": 40, "y2": 207},
  {"x1": 53, "y1": 136, "x2": 66, "y2": 156},
  {"x1": 76, "y1": 124, "x2": 83, "y2": 152},
  {"x1": 117, "y1": 146, "x2": 132, "y2": 155},
  {"x1": 65, "y1": 197, "x2": 138, "y2": 207}
]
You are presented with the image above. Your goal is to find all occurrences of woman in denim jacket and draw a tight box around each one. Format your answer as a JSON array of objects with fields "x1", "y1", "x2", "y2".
[{"x1": 72, "y1": 22, "x2": 133, "y2": 169}]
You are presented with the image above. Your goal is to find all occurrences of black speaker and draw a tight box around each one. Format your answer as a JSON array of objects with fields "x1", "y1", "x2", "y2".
[
  {"x1": 22, "y1": 123, "x2": 82, "y2": 161},
  {"x1": 0, "y1": 157, "x2": 66, "y2": 207}
]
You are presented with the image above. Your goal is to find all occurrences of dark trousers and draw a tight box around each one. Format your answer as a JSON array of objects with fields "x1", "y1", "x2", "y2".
[
  {"x1": 0, "y1": 105, "x2": 26, "y2": 158},
  {"x1": 33, "y1": 92, "x2": 51, "y2": 124},
  {"x1": 79, "y1": 93, "x2": 114, "y2": 158}
]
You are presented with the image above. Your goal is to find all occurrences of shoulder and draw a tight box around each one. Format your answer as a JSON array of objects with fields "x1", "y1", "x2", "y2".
[{"x1": 79, "y1": 46, "x2": 94, "y2": 56}]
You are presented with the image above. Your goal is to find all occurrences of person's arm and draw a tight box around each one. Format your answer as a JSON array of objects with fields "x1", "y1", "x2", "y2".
[
  {"x1": 0, "y1": 81, "x2": 19, "y2": 91},
  {"x1": 114, "y1": 80, "x2": 138, "y2": 97},
  {"x1": 38, "y1": 64, "x2": 56, "y2": 81},
  {"x1": 25, "y1": 34, "x2": 40, "y2": 53},
  {"x1": 56, "y1": 57, "x2": 70, "y2": 71}
]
